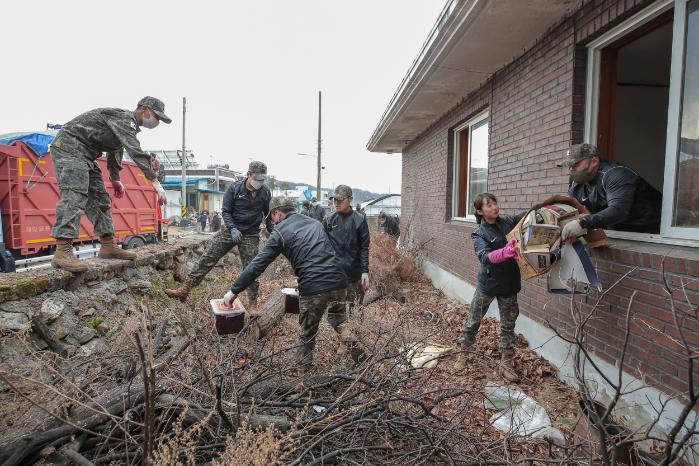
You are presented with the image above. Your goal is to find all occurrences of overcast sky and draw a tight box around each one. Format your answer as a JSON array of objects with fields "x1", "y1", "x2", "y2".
[{"x1": 1, "y1": 1, "x2": 444, "y2": 194}]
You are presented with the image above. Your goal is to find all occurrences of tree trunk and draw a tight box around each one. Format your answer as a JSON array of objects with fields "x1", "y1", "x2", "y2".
[{"x1": 250, "y1": 293, "x2": 285, "y2": 340}]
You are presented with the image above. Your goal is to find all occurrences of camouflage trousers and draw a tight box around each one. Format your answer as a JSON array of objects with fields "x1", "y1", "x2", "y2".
[
  {"x1": 346, "y1": 280, "x2": 364, "y2": 311},
  {"x1": 296, "y1": 287, "x2": 361, "y2": 367},
  {"x1": 462, "y1": 289, "x2": 520, "y2": 352},
  {"x1": 187, "y1": 226, "x2": 260, "y2": 299},
  {"x1": 50, "y1": 147, "x2": 114, "y2": 239}
]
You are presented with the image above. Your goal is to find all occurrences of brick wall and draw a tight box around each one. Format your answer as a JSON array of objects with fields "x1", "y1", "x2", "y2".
[{"x1": 401, "y1": 0, "x2": 699, "y2": 398}]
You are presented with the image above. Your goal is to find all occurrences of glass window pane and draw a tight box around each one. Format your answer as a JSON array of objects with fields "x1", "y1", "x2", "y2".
[
  {"x1": 468, "y1": 119, "x2": 489, "y2": 215},
  {"x1": 673, "y1": 0, "x2": 699, "y2": 227}
]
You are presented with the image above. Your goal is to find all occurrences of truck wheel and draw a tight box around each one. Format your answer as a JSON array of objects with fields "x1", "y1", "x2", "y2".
[{"x1": 122, "y1": 236, "x2": 146, "y2": 250}]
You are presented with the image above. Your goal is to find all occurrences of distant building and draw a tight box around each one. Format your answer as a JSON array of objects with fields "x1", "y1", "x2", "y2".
[
  {"x1": 147, "y1": 149, "x2": 198, "y2": 170},
  {"x1": 272, "y1": 186, "x2": 332, "y2": 207},
  {"x1": 161, "y1": 168, "x2": 243, "y2": 218}
]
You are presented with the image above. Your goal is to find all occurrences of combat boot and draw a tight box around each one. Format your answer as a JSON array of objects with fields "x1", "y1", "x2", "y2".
[
  {"x1": 499, "y1": 350, "x2": 520, "y2": 383},
  {"x1": 165, "y1": 282, "x2": 192, "y2": 302},
  {"x1": 51, "y1": 238, "x2": 88, "y2": 273},
  {"x1": 98, "y1": 235, "x2": 137, "y2": 260}
]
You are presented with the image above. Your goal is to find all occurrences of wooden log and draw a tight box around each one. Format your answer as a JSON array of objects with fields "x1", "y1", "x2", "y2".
[
  {"x1": 60, "y1": 447, "x2": 95, "y2": 466},
  {"x1": 155, "y1": 393, "x2": 291, "y2": 432},
  {"x1": 0, "y1": 391, "x2": 144, "y2": 466},
  {"x1": 0, "y1": 338, "x2": 189, "y2": 465},
  {"x1": 249, "y1": 293, "x2": 285, "y2": 340}
]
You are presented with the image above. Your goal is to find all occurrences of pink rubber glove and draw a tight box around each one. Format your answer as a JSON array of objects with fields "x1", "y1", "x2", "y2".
[{"x1": 487, "y1": 240, "x2": 518, "y2": 264}]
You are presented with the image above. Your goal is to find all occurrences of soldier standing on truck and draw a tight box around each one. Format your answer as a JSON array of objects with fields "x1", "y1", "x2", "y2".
[
  {"x1": 49, "y1": 97, "x2": 170, "y2": 273},
  {"x1": 165, "y1": 161, "x2": 272, "y2": 305}
]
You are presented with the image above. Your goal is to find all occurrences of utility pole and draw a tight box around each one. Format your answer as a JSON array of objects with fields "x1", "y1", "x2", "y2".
[
  {"x1": 181, "y1": 97, "x2": 187, "y2": 216},
  {"x1": 317, "y1": 91, "x2": 322, "y2": 204}
]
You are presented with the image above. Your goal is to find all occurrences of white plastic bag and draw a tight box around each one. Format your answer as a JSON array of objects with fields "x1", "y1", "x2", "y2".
[
  {"x1": 484, "y1": 382, "x2": 566, "y2": 445},
  {"x1": 402, "y1": 343, "x2": 454, "y2": 370}
]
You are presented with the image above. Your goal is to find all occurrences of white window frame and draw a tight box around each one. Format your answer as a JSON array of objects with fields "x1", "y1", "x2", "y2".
[
  {"x1": 451, "y1": 110, "x2": 489, "y2": 223},
  {"x1": 584, "y1": 0, "x2": 699, "y2": 242}
]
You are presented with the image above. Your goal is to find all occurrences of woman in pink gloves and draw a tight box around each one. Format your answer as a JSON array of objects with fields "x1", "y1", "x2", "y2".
[{"x1": 461, "y1": 193, "x2": 525, "y2": 382}]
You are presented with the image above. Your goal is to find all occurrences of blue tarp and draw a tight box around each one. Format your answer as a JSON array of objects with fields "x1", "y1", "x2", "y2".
[
  {"x1": 162, "y1": 176, "x2": 210, "y2": 189},
  {"x1": 163, "y1": 176, "x2": 210, "y2": 183},
  {"x1": 0, "y1": 132, "x2": 56, "y2": 156}
]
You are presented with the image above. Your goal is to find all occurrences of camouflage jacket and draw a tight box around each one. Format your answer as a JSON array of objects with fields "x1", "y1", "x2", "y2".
[{"x1": 51, "y1": 108, "x2": 157, "y2": 181}]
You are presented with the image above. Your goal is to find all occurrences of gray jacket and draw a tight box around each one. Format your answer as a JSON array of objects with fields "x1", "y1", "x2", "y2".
[{"x1": 230, "y1": 212, "x2": 347, "y2": 296}]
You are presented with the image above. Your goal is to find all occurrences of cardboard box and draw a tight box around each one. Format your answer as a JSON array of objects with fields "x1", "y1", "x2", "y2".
[{"x1": 524, "y1": 223, "x2": 561, "y2": 247}]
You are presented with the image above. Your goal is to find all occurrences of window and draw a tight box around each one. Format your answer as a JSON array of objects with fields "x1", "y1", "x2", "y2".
[
  {"x1": 671, "y1": 0, "x2": 699, "y2": 228},
  {"x1": 452, "y1": 111, "x2": 489, "y2": 219},
  {"x1": 585, "y1": 0, "x2": 699, "y2": 241}
]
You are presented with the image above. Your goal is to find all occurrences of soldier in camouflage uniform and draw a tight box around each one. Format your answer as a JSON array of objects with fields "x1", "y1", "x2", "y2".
[
  {"x1": 323, "y1": 185, "x2": 370, "y2": 310},
  {"x1": 222, "y1": 197, "x2": 365, "y2": 373},
  {"x1": 49, "y1": 97, "x2": 170, "y2": 273},
  {"x1": 165, "y1": 161, "x2": 272, "y2": 304}
]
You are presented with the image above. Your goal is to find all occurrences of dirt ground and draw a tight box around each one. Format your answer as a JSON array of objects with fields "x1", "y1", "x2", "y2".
[{"x1": 0, "y1": 232, "x2": 585, "y2": 465}]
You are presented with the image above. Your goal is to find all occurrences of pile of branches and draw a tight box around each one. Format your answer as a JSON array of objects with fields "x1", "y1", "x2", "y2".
[
  {"x1": 0, "y1": 299, "x2": 559, "y2": 466},
  {"x1": 11, "y1": 242, "x2": 698, "y2": 465},
  {"x1": 364, "y1": 232, "x2": 420, "y2": 305}
]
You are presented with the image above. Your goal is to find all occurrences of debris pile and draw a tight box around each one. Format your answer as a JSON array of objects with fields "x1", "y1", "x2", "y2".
[{"x1": 0, "y1": 234, "x2": 587, "y2": 465}]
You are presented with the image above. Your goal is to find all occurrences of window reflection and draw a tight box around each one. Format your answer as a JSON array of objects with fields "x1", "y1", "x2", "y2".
[
  {"x1": 674, "y1": 0, "x2": 699, "y2": 227},
  {"x1": 468, "y1": 119, "x2": 489, "y2": 215}
]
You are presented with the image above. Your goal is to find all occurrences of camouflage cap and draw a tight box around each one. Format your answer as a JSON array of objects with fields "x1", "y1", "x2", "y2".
[
  {"x1": 557, "y1": 143, "x2": 599, "y2": 167},
  {"x1": 268, "y1": 196, "x2": 295, "y2": 212},
  {"x1": 137, "y1": 96, "x2": 172, "y2": 124},
  {"x1": 248, "y1": 161, "x2": 267, "y2": 175},
  {"x1": 331, "y1": 184, "x2": 353, "y2": 200}
]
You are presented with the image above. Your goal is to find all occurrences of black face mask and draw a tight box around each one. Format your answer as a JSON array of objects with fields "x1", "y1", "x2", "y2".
[{"x1": 569, "y1": 159, "x2": 593, "y2": 183}]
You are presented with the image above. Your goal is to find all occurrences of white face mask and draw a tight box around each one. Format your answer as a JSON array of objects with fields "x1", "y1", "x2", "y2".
[
  {"x1": 142, "y1": 114, "x2": 159, "y2": 129},
  {"x1": 250, "y1": 179, "x2": 265, "y2": 190}
]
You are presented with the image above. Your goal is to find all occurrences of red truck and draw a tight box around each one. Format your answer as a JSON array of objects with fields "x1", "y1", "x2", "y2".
[{"x1": 0, "y1": 138, "x2": 163, "y2": 272}]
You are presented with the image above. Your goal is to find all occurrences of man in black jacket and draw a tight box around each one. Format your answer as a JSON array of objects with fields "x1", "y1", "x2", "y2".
[
  {"x1": 222, "y1": 197, "x2": 366, "y2": 371},
  {"x1": 323, "y1": 185, "x2": 370, "y2": 307},
  {"x1": 378, "y1": 211, "x2": 400, "y2": 237},
  {"x1": 556, "y1": 144, "x2": 662, "y2": 240},
  {"x1": 301, "y1": 200, "x2": 311, "y2": 216},
  {"x1": 166, "y1": 161, "x2": 272, "y2": 303},
  {"x1": 308, "y1": 197, "x2": 326, "y2": 222},
  {"x1": 210, "y1": 211, "x2": 222, "y2": 232}
]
